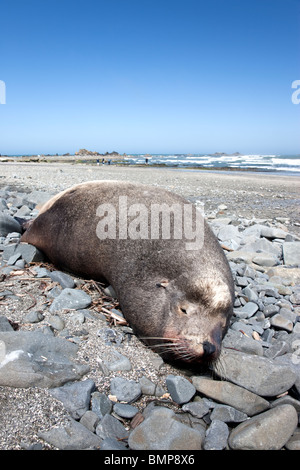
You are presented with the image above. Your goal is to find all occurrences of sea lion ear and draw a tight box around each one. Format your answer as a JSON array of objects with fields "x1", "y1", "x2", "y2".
[{"x1": 156, "y1": 280, "x2": 169, "y2": 288}]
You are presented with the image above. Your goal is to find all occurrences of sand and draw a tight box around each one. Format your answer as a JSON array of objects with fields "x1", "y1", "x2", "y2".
[{"x1": 1, "y1": 161, "x2": 299, "y2": 230}]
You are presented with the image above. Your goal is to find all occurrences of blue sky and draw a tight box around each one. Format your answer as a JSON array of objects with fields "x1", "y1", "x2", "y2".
[{"x1": 1, "y1": 0, "x2": 299, "y2": 155}]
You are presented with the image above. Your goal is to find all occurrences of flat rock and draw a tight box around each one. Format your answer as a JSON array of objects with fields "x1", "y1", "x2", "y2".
[
  {"x1": 283, "y1": 242, "x2": 300, "y2": 266},
  {"x1": 223, "y1": 329, "x2": 264, "y2": 356},
  {"x1": 270, "y1": 313, "x2": 293, "y2": 332},
  {"x1": 113, "y1": 403, "x2": 139, "y2": 419},
  {"x1": 95, "y1": 413, "x2": 129, "y2": 440},
  {"x1": 181, "y1": 400, "x2": 210, "y2": 418},
  {"x1": 252, "y1": 253, "x2": 279, "y2": 267},
  {"x1": 0, "y1": 214, "x2": 22, "y2": 237},
  {"x1": 191, "y1": 376, "x2": 269, "y2": 416},
  {"x1": 49, "y1": 270, "x2": 75, "y2": 288},
  {"x1": 49, "y1": 288, "x2": 92, "y2": 312},
  {"x1": 166, "y1": 374, "x2": 196, "y2": 404},
  {"x1": 39, "y1": 418, "x2": 102, "y2": 450},
  {"x1": 204, "y1": 420, "x2": 229, "y2": 450},
  {"x1": 49, "y1": 379, "x2": 96, "y2": 419},
  {"x1": 110, "y1": 377, "x2": 142, "y2": 403},
  {"x1": 234, "y1": 301, "x2": 259, "y2": 318},
  {"x1": 128, "y1": 407, "x2": 203, "y2": 450},
  {"x1": 0, "y1": 331, "x2": 89, "y2": 388},
  {"x1": 228, "y1": 404, "x2": 298, "y2": 450},
  {"x1": 17, "y1": 243, "x2": 45, "y2": 263},
  {"x1": 213, "y1": 349, "x2": 296, "y2": 396}
]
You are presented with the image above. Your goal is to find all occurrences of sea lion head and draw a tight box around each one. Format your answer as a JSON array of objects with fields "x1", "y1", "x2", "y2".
[{"x1": 143, "y1": 274, "x2": 233, "y2": 366}]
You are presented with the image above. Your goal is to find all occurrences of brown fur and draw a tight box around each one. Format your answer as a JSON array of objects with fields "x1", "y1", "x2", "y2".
[{"x1": 21, "y1": 181, "x2": 234, "y2": 365}]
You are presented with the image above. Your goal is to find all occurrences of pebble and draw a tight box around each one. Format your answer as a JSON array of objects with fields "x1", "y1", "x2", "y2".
[
  {"x1": 39, "y1": 418, "x2": 102, "y2": 450},
  {"x1": 192, "y1": 376, "x2": 269, "y2": 416},
  {"x1": 166, "y1": 374, "x2": 196, "y2": 404},
  {"x1": 49, "y1": 379, "x2": 95, "y2": 420},
  {"x1": 204, "y1": 420, "x2": 229, "y2": 450},
  {"x1": 95, "y1": 413, "x2": 129, "y2": 440},
  {"x1": 128, "y1": 407, "x2": 203, "y2": 450},
  {"x1": 228, "y1": 405, "x2": 298, "y2": 450},
  {"x1": 110, "y1": 377, "x2": 142, "y2": 403},
  {"x1": 213, "y1": 349, "x2": 297, "y2": 396},
  {"x1": 49, "y1": 288, "x2": 92, "y2": 312},
  {"x1": 49, "y1": 270, "x2": 76, "y2": 289}
]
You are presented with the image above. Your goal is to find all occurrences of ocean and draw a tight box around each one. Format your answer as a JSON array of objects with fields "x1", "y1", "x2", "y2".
[{"x1": 124, "y1": 154, "x2": 300, "y2": 175}]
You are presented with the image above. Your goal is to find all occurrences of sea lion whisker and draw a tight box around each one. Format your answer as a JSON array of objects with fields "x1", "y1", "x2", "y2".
[
  {"x1": 139, "y1": 336, "x2": 181, "y2": 342},
  {"x1": 149, "y1": 343, "x2": 179, "y2": 349}
]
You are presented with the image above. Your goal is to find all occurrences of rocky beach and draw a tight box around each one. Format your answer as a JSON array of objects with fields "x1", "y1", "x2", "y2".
[{"x1": 0, "y1": 161, "x2": 300, "y2": 451}]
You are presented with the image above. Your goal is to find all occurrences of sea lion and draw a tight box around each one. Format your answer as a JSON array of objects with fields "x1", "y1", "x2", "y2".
[{"x1": 21, "y1": 180, "x2": 234, "y2": 366}]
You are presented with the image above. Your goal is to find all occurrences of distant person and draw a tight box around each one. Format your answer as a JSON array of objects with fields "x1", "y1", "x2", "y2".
[
  {"x1": 102, "y1": 158, "x2": 105, "y2": 164},
  {"x1": 97, "y1": 159, "x2": 100, "y2": 165},
  {"x1": 108, "y1": 159, "x2": 111, "y2": 165},
  {"x1": 145, "y1": 158, "x2": 149, "y2": 164}
]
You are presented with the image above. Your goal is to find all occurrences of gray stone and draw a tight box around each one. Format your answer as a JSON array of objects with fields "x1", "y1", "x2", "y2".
[
  {"x1": 210, "y1": 404, "x2": 248, "y2": 423},
  {"x1": 48, "y1": 314, "x2": 65, "y2": 331},
  {"x1": 79, "y1": 410, "x2": 100, "y2": 433},
  {"x1": 139, "y1": 376, "x2": 156, "y2": 395},
  {"x1": 128, "y1": 407, "x2": 203, "y2": 450},
  {"x1": 39, "y1": 418, "x2": 102, "y2": 450},
  {"x1": 204, "y1": 420, "x2": 229, "y2": 450},
  {"x1": 101, "y1": 437, "x2": 128, "y2": 450},
  {"x1": 91, "y1": 391, "x2": 113, "y2": 419},
  {"x1": 95, "y1": 413, "x2": 129, "y2": 440},
  {"x1": 2, "y1": 243, "x2": 19, "y2": 261},
  {"x1": 242, "y1": 286, "x2": 258, "y2": 302},
  {"x1": 283, "y1": 242, "x2": 300, "y2": 266},
  {"x1": 260, "y1": 226, "x2": 287, "y2": 240},
  {"x1": 34, "y1": 267, "x2": 51, "y2": 278},
  {"x1": 228, "y1": 405, "x2": 298, "y2": 450},
  {"x1": 104, "y1": 351, "x2": 132, "y2": 371},
  {"x1": 264, "y1": 340, "x2": 290, "y2": 359},
  {"x1": 223, "y1": 329, "x2": 264, "y2": 356},
  {"x1": 25, "y1": 190, "x2": 54, "y2": 207},
  {"x1": 181, "y1": 400, "x2": 210, "y2": 418},
  {"x1": 234, "y1": 302, "x2": 259, "y2": 318},
  {"x1": 213, "y1": 349, "x2": 296, "y2": 396},
  {"x1": 270, "y1": 313, "x2": 294, "y2": 332},
  {"x1": 49, "y1": 379, "x2": 96, "y2": 419},
  {"x1": 7, "y1": 252, "x2": 22, "y2": 266},
  {"x1": 49, "y1": 288, "x2": 92, "y2": 312},
  {"x1": 0, "y1": 331, "x2": 89, "y2": 388},
  {"x1": 14, "y1": 205, "x2": 31, "y2": 218},
  {"x1": 285, "y1": 430, "x2": 300, "y2": 450},
  {"x1": 0, "y1": 316, "x2": 14, "y2": 332},
  {"x1": 252, "y1": 254, "x2": 279, "y2": 267},
  {"x1": 113, "y1": 403, "x2": 139, "y2": 419},
  {"x1": 24, "y1": 310, "x2": 44, "y2": 323},
  {"x1": 166, "y1": 374, "x2": 196, "y2": 404},
  {"x1": 0, "y1": 214, "x2": 22, "y2": 237},
  {"x1": 218, "y1": 225, "x2": 241, "y2": 242},
  {"x1": 17, "y1": 243, "x2": 45, "y2": 263},
  {"x1": 191, "y1": 376, "x2": 269, "y2": 416},
  {"x1": 110, "y1": 377, "x2": 142, "y2": 403},
  {"x1": 49, "y1": 270, "x2": 75, "y2": 289},
  {"x1": 263, "y1": 304, "x2": 280, "y2": 317}
]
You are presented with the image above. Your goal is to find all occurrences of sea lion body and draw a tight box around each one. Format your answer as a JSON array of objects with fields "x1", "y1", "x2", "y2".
[{"x1": 21, "y1": 181, "x2": 234, "y2": 365}]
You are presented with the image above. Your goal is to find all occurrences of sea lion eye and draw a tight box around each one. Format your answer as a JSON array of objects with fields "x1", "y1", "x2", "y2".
[{"x1": 180, "y1": 307, "x2": 187, "y2": 314}]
